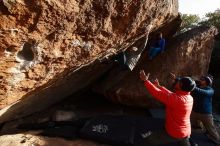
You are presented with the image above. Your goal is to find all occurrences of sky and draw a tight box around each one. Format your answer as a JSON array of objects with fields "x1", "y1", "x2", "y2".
[{"x1": 179, "y1": 0, "x2": 220, "y2": 17}]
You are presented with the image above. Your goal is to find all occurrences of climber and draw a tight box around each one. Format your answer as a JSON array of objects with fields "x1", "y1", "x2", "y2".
[
  {"x1": 140, "y1": 70, "x2": 196, "y2": 146},
  {"x1": 113, "y1": 46, "x2": 140, "y2": 71},
  {"x1": 109, "y1": 24, "x2": 153, "y2": 71},
  {"x1": 190, "y1": 75, "x2": 220, "y2": 145},
  {"x1": 113, "y1": 33, "x2": 149, "y2": 71},
  {"x1": 148, "y1": 32, "x2": 165, "y2": 60}
]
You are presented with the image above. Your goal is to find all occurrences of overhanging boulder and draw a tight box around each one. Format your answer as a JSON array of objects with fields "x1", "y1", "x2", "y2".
[{"x1": 0, "y1": 0, "x2": 178, "y2": 123}]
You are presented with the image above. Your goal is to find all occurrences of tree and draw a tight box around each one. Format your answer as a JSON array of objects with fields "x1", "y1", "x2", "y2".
[
  {"x1": 201, "y1": 10, "x2": 220, "y2": 29},
  {"x1": 180, "y1": 14, "x2": 200, "y2": 31}
]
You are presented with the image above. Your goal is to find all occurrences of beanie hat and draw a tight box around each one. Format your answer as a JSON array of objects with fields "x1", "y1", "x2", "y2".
[
  {"x1": 180, "y1": 77, "x2": 196, "y2": 92},
  {"x1": 201, "y1": 75, "x2": 213, "y2": 86}
]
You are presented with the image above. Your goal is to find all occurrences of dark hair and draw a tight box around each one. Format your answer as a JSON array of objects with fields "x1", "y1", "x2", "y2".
[
  {"x1": 157, "y1": 32, "x2": 163, "y2": 37},
  {"x1": 180, "y1": 77, "x2": 196, "y2": 92}
]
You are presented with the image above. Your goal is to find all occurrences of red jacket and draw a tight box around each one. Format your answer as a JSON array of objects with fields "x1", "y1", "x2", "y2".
[{"x1": 144, "y1": 80, "x2": 193, "y2": 138}]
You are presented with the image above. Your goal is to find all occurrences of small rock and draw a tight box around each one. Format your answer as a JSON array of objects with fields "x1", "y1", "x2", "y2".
[
  {"x1": 54, "y1": 110, "x2": 76, "y2": 121},
  {"x1": 20, "y1": 139, "x2": 26, "y2": 143}
]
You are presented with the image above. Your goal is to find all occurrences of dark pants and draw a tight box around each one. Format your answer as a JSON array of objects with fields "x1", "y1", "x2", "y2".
[
  {"x1": 148, "y1": 47, "x2": 162, "y2": 59},
  {"x1": 144, "y1": 129, "x2": 191, "y2": 146}
]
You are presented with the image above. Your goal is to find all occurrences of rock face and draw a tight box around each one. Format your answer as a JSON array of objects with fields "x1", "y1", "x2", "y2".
[
  {"x1": 209, "y1": 34, "x2": 220, "y2": 112},
  {"x1": 0, "y1": 0, "x2": 178, "y2": 123},
  {"x1": 0, "y1": 134, "x2": 108, "y2": 146},
  {"x1": 209, "y1": 34, "x2": 220, "y2": 78},
  {"x1": 94, "y1": 26, "x2": 218, "y2": 108}
]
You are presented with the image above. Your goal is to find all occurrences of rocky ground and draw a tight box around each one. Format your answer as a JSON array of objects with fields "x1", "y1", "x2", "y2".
[
  {"x1": 0, "y1": 92, "x2": 220, "y2": 146},
  {"x1": 0, "y1": 92, "x2": 150, "y2": 146},
  {"x1": 0, "y1": 134, "x2": 109, "y2": 146}
]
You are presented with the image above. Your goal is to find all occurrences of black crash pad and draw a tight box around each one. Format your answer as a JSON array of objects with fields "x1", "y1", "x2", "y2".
[
  {"x1": 80, "y1": 116, "x2": 136, "y2": 146},
  {"x1": 80, "y1": 115, "x2": 216, "y2": 146},
  {"x1": 18, "y1": 115, "x2": 216, "y2": 146}
]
